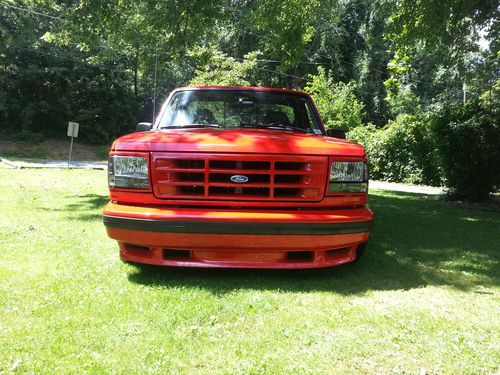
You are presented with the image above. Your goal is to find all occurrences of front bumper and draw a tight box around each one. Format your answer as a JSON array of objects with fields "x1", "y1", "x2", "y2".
[{"x1": 103, "y1": 203, "x2": 373, "y2": 269}]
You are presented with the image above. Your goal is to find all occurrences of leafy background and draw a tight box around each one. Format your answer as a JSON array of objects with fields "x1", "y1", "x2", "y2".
[{"x1": 0, "y1": 0, "x2": 499, "y2": 199}]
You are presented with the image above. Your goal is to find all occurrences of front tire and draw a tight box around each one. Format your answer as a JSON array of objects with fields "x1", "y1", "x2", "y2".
[{"x1": 352, "y1": 242, "x2": 368, "y2": 263}]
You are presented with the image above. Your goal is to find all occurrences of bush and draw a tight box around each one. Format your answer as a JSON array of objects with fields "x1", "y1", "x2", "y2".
[
  {"x1": 5, "y1": 131, "x2": 45, "y2": 144},
  {"x1": 348, "y1": 114, "x2": 441, "y2": 185},
  {"x1": 430, "y1": 100, "x2": 500, "y2": 201}
]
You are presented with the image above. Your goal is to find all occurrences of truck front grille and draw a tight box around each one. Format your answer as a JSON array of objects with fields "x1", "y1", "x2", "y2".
[{"x1": 151, "y1": 153, "x2": 327, "y2": 201}]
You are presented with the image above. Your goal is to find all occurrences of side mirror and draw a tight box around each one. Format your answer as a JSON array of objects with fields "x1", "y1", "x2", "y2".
[
  {"x1": 136, "y1": 122, "x2": 152, "y2": 132},
  {"x1": 326, "y1": 128, "x2": 346, "y2": 139}
]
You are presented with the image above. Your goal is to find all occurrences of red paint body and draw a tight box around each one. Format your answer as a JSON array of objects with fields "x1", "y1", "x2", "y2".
[{"x1": 103, "y1": 86, "x2": 373, "y2": 269}]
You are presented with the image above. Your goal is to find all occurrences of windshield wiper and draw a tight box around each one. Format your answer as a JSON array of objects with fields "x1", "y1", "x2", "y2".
[
  {"x1": 258, "y1": 123, "x2": 309, "y2": 133},
  {"x1": 160, "y1": 124, "x2": 221, "y2": 129},
  {"x1": 238, "y1": 122, "x2": 309, "y2": 133}
]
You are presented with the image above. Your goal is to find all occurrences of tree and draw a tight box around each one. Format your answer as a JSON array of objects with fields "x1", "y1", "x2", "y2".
[
  {"x1": 304, "y1": 67, "x2": 364, "y2": 131},
  {"x1": 386, "y1": 0, "x2": 499, "y2": 108},
  {"x1": 189, "y1": 50, "x2": 261, "y2": 86}
]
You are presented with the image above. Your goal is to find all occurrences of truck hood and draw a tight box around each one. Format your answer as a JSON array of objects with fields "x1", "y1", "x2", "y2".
[{"x1": 112, "y1": 128, "x2": 365, "y2": 157}]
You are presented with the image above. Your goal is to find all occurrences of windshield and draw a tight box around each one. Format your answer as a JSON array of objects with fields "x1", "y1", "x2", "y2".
[{"x1": 157, "y1": 89, "x2": 324, "y2": 134}]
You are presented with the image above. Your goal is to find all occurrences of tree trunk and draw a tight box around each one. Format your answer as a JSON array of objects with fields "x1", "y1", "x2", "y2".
[{"x1": 133, "y1": 46, "x2": 139, "y2": 98}]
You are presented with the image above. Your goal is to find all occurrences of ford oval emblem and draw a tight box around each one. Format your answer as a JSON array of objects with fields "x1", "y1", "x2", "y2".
[{"x1": 230, "y1": 175, "x2": 249, "y2": 183}]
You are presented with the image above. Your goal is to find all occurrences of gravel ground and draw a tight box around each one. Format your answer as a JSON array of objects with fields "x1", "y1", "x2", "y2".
[
  {"x1": 0, "y1": 157, "x2": 106, "y2": 170},
  {"x1": 369, "y1": 180, "x2": 444, "y2": 195}
]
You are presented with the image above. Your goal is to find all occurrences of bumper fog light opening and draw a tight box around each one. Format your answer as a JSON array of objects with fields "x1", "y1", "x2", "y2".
[
  {"x1": 287, "y1": 251, "x2": 314, "y2": 262},
  {"x1": 163, "y1": 249, "x2": 192, "y2": 260}
]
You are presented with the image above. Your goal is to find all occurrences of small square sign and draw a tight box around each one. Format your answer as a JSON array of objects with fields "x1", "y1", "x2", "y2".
[{"x1": 67, "y1": 122, "x2": 79, "y2": 138}]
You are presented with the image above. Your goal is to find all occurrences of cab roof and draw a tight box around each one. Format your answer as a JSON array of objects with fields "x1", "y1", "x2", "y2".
[{"x1": 172, "y1": 86, "x2": 310, "y2": 97}]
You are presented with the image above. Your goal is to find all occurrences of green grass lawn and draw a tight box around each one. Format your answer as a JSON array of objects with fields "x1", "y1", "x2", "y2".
[{"x1": 0, "y1": 167, "x2": 498, "y2": 374}]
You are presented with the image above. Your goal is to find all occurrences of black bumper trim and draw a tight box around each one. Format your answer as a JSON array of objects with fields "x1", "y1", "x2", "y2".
[{"x1": 103, "y1": 215, "x2": 372, "y2": 235}]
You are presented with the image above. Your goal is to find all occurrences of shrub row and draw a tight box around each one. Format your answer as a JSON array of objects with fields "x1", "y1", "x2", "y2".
[
  {"x1": 348, "y1": 100, "x2": 500, "y2": 201},
  {"x1": 348, "y1": 114, "x2": 441, "y2": 186},
  {"x1": 430, "y1": 101, "x2": 500, "y2": 201}
]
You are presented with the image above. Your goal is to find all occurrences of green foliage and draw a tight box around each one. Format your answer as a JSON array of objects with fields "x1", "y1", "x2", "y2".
[
  {"x1": 305, "y1": 67, "x2": 364, "y2": 131},
  {"x1": 350, "y1": 101, "x2": 500, "y2": 201},
  {"x1": 0, "y1": 39, "x2": 139, "y2": 144},
  {"x1": 189, "y1": 50, "x2": 261, "y2": 86},
  {"x1": 385, "y1": 0, "x2": 498, "y2": 120},
  {"x1": 479, "y1": 78, "x2": 500, "y2": 109},
  {"x1": 388, "y1": 0, "x2": 497, "y2": 57},
  {"x1": 384, "y1": 80, "x2": 420, "y2": 116},
  {"x1": 250, "y1": 0, "x2": 322, "y2": 67},
  {"x1": 430, "y1": 100, "x2": 500, "y2": 201},
  {"x1": 1, "y1": 0, "x2": 498, "y2": 201},
  {"x1": 348, "y1": 115, "x2": 441, "y2": 185},
  {"x1": 355, "y1": 1, "x2": 392, "y2": 126},
  {"x1": 68, "y1": 67, "x2": 139, "y2": 144}
]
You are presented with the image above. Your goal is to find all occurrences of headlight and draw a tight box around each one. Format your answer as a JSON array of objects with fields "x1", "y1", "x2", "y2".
[
  {"x1": 108, "y1": 155, "x2": 149, "y2": 189},
  {"x1": 330, "y1": 161, "x2": 366, "y2": 182},
  {"x1": 328, "y1": 161, "x2": 368, "y2": 193}
]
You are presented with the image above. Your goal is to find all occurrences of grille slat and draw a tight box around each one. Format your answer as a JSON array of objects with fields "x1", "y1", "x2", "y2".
[
  {"x1": 155, "y1": 167, "x2": 205, "y2": 172},
  {"x1": 152, "y1": 153, "x2": 327, "y2": 201},
  {"x1": 157, "y1": 181, "x2": 205, "y2": 186},
  {"x1": 208, "y1": 183, "x2": 273, "y2": 188}
]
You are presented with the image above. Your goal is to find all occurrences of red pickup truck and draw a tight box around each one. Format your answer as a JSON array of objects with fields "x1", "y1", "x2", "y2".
[{"x1": 103, "y1": 86, "x2": 373, "y2": 269}]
